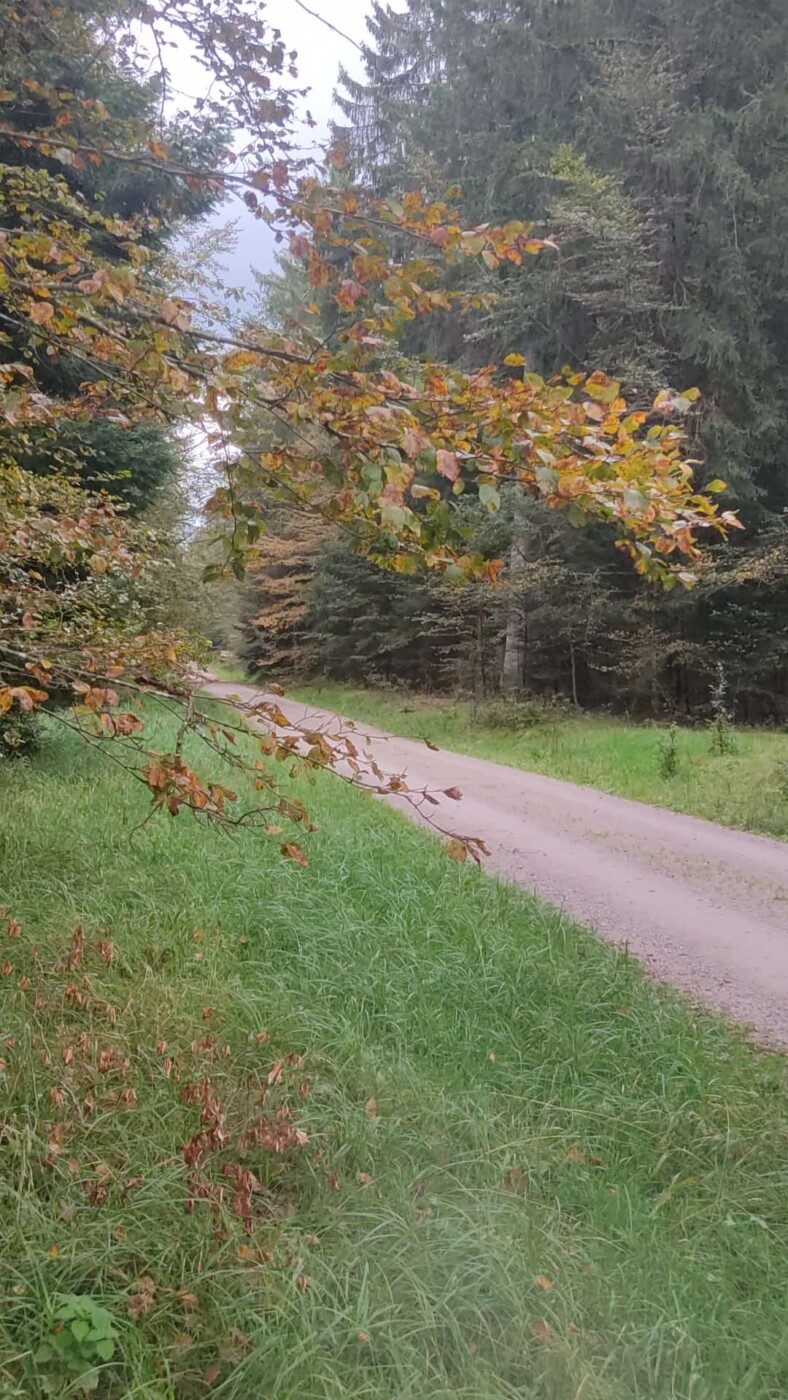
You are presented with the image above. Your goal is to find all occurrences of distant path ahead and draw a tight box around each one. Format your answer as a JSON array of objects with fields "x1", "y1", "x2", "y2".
[{"x1": 203, "y1": 681, "x2": 788, "y2": 1046}]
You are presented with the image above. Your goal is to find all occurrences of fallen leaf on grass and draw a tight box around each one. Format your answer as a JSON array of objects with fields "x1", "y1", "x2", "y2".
[
  {"x1": 533, "y1": 1275, "x2": 552, "y2": 1291},
  {"x1": 534, "y1": 1319, "x2": 552, "y2": 1343},
  {"x1": 127, "y1": 1275, "x2": 156, "y2": 1318}
]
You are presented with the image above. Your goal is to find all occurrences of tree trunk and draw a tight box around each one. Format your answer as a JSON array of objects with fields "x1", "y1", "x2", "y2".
[
  {"x1": 569, "y1": 635, "x2": 579, "y2": 707},
  {"x1": 501, "y1": 538, "x2": 527, "y2": 693},
  {"x1": 477, "y1": 604, "x2": 487, "y2": 696}
]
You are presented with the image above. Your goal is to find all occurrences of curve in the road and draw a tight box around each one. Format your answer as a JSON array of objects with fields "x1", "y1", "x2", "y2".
[{"x1": 202, "y1": 682, "x2": 788, "y2": 1046}]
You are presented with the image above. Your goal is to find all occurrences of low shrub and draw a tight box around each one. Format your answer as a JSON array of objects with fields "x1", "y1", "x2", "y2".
[{"x1": 471, "y1": 694, "x2": 568, "y2": 732}]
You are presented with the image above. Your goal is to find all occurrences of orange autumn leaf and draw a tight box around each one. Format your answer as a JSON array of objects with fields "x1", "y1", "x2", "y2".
[{"x1": 281, "y1": 842, "x2": 308, "y2": 868}]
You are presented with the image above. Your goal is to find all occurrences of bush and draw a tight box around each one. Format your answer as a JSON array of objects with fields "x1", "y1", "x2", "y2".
[
  {"x1": 0, "y1": 709, "x2": 43, "y2": 759},
  {"x1": 708, "y1": 662, "x2": 737, "y2": 757},
  {"x1": 657, "y1": 723, "x2": 680, "y2": 779},
  {"x1": 471, "y1": 694, "x2": 568, "y2": 732}
]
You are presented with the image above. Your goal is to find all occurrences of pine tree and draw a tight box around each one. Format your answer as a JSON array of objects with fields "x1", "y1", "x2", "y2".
[{"x1": 332, "y1": 0, "x2": 788, "y2": 716}]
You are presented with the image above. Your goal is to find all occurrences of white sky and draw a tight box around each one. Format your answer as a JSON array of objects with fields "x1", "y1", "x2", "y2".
[{"x1": 166, "y1": 0, "x2": 379, "y2": 288}]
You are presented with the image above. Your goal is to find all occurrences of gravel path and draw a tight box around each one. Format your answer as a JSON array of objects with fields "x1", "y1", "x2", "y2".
[{"x1": 203, "y1": 682, "x2": 788, "y2": 1046}]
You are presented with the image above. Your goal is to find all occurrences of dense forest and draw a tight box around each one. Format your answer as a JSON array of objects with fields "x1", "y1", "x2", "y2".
[{"x1": 240, "y1": 0, "x2": 788, "y2": 721}]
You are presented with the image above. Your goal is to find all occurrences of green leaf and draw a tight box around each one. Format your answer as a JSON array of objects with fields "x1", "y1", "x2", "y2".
[
  {"x1": 94, "y1": 1338, "x2": 115, "y2": 1361},
  {"x1": 478, "y1": 482, "x2": 500, "y2": 511},
  {"x1": 201, "y1": 562, "x2": 225, "y2": 583},
  {"x1": 585, "y1": 379, "x2": 620, "y2": 404},
  {"x1": 71, "y1": 1319, "x2": 90, "y2": 1342},
  {"x1": 705, "y1": 478, "x2": 727, "y2": 494},
  {"x1": 535, "y1": 465, "x2": 558, "y2": 494},
  {"x1": 461, "y1": 234, "x2": 485, "y2": 255}
]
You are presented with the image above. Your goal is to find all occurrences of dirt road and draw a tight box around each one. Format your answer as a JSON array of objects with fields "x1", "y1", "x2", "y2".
[{"x1": 203, "y1": 681, "x2": 788, "y2": 1046}]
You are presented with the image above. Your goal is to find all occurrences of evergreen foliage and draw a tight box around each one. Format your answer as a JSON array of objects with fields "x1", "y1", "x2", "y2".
[
  {"x1": 307, "y1": 0, "x2": 788, "y2": 717},
  {"x1": 0, "y1": 0, "x2": 223, "y2": 511}
]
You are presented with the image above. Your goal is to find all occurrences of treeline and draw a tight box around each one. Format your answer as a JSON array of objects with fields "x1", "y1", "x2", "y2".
[{"x1": 240, "y1": 0, "x2": 788, "y2": 720}]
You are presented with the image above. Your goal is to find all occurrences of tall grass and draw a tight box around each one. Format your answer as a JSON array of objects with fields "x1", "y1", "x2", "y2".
[
  {"x1": 1, "y1": 706, "x2": 786, "y2": 1396},
  {"x1": 294, "y1": 683, "x2": 788, "y2": 839}
]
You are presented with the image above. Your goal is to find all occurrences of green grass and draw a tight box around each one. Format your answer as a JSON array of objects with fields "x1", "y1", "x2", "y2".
[
  {"x1": 1, "y1": 707, "x2": 787, "y2": 1398},
  {"x1": 293, "y1": 683, "x2": 788, "y2": 839},
  {"x1": 206, "y1": 657, "x2": 254, "y2": 687}
]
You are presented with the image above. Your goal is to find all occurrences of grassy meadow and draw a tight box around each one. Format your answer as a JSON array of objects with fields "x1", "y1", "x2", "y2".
[
  {"x1": 0, "y1": 704, "x2": 786, "y2": 1398},
  {"x1": 293, "y1": 683, "x2": 788, "y2": 840}
]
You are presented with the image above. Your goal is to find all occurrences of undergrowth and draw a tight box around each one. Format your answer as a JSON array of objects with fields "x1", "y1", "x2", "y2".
[{"x1": 0, "y1": 704, "x2": 786, "y2": 1397}]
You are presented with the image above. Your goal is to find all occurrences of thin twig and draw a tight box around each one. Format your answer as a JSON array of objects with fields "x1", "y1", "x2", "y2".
[{"x1": 289, "y1": 0, "x2": 364, "y2": 53}]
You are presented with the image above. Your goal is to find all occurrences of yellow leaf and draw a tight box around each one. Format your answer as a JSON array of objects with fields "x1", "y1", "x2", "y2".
[{"x1": 224, "y1": 349, "x2": 261, "y2": 372}]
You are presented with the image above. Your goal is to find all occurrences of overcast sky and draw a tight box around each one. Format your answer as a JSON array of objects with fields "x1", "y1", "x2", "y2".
[{"x1": 167, "y1": 0, "x2": 380, "y2": 288}]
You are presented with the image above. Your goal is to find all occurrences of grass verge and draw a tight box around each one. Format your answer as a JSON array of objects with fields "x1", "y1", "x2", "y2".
[
  {"x1": 1, "y1": 704, "x2": 786, "y2": 1397},
  {"x1": 294, "y1": 682, "x2": 788, "y2": 839}
]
